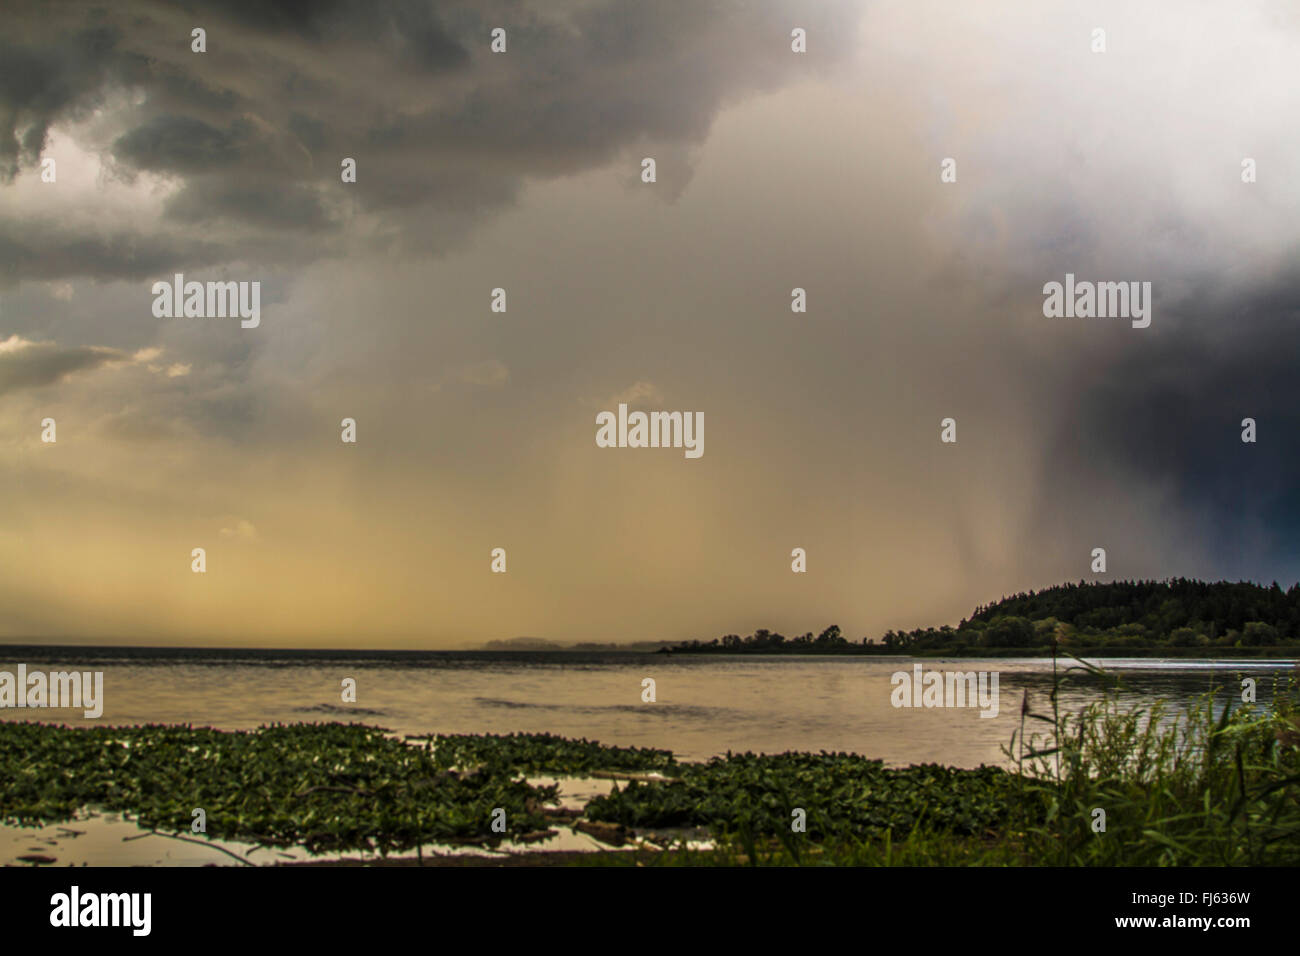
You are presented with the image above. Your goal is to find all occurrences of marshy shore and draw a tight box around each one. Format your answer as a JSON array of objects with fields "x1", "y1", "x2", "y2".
[{"x1": 3, "y1": 672, "x2": 1298, "y2": 867}]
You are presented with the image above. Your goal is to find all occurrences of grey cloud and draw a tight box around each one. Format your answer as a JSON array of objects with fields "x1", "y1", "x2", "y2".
[
  {"x1": 0, "y1": 24, "x2": 129, "y2": 179},
  {"x1": 1, "y1": 0, "x2": 861, "y2": 277},
  {"x1": 113, "y1": 114, "x2": 247, "y2": 173},
  {"x1": 0, "y1": 220, "x2": 242, "y2": 283},
  {"x1": 1028, "y1": 272, "x2": 1300, "y2": 582},
  {"x1": 184, "y1": 0, "x2": 468, "y2": 69},
  {"x1": 0, "y1": 338, "x2": 124, "y2": 396},
  {"x1": 163, "y1": 177, "x2": 332, "y2": 230}
]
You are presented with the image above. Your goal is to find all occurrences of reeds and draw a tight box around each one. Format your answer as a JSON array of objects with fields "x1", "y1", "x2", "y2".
[
  {"x1": 608, "y1": 648, "x2": 1300, "y2": 866},
  {"x1": 1003, "y1": 645, "x2": 1300, "y2": 865}
]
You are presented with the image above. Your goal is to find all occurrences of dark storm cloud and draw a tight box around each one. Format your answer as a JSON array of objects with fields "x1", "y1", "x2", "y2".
[
  {"x1": 0, "y1": 25, "x2": 129, "y2": 178},
  {"x1": 0, "y1": 220, "x2": 239, "y2": 283},
  {"x1": 182, "y1": 0, "x2": 354, "y2": 38},
  {"x1": 1035, "y1": 273, "x2": 1300, "y2": 578},
  {"x1": 163, "y1": 178, "x2": 331, "y2": 229},
  {"x1": 183, "y1": 0, "x2": 468, "y2": 69},
  {"x1": 0, "y1": 338, "x2": 125, "y2": 396},
  {"x1": 0, "y1": 0, "x2": 858, "y2": 278},
  {"x1": 113, "y1": 114, "x2": 247, "y2": 173}
]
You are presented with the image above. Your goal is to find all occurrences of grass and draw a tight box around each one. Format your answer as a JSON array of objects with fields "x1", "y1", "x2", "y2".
[{"x1": 1001, "y1": 648, "x2": 1300, "y2": 865}]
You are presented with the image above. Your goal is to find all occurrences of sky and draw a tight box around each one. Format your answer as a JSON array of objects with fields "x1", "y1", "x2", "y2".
[{"x1": 2, "y1": 0, "x2": 1299, "y2": 647}]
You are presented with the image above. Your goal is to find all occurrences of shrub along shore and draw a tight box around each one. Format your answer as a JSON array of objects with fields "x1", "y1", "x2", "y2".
[{"x1": 2, "y1": 666, "x2": 1297, "y2": 866}]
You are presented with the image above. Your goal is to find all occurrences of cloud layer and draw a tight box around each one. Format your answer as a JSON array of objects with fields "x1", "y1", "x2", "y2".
[{"x1": 2, "y1": 0, "x2": 1299, "y2": 645}]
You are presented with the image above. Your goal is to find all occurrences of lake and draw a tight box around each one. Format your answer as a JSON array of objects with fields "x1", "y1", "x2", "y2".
[{"x1": 2, "y1": 648, "x2": 1295, "y2": 767}]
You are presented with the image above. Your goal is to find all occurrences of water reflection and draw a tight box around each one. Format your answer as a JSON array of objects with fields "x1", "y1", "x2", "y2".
[{"x1": 0, "y1": 650, "x2": 1293, "y2": 768}]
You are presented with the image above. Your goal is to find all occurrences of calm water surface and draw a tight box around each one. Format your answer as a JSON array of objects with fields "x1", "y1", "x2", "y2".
[{"x1": 1, "y1": 649, "x2": 1295, "y2": 767}]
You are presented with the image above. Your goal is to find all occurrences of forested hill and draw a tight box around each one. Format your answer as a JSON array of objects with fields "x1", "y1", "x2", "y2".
[
  {"x1": 880, "y1": 578, "x2": 1300, "y2": 651},
  {"x1": 968, "y1": 579, "x2": 1300, "y2": 637},
  {"x1": 662, "y1": 579, "x2": 1300, "y2": 655}
]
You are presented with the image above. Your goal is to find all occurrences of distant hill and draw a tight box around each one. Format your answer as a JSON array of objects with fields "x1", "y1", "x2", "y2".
[
  {"x1": 482, "y1": 637, "x2": 676, "y2": 652},
  {"x1": 483, "y1": 637, "x2": 563, "y2": 651},
  {"x1": 663, "y1": 579, "x2": 1300, "y2": 656}
]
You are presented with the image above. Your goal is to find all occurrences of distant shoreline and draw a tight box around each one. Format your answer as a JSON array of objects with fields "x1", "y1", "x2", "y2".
[
  {"x1": 0, "y1": 643, "x2": 1297, "y2": 662},
  {"x1": 657, "y1": 645, "x2": 1300, "y2": 659}
]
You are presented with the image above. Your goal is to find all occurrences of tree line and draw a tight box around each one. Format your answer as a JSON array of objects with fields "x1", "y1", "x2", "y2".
[{"x1": 661, "y1": 579, "x2": 1300, "y2": 654}]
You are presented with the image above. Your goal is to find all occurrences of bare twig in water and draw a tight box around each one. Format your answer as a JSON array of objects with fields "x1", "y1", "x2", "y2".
[{"x1": 138, "y1": 830, "x2": 257, "y2": 867}]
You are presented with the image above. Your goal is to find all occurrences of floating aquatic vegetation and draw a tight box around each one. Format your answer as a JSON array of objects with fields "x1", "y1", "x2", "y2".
[
  {"x1": 413, "y1": 732, "x2": 678, "y2": 775},
  {"x1": 583, "y1": 752, "x2": 1024, "y2": 840},
  {"x1": 0, "y1": 722, "x2": 558, "y2": 854}
]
